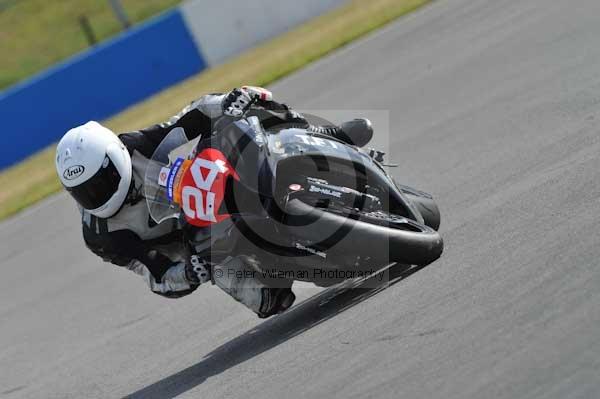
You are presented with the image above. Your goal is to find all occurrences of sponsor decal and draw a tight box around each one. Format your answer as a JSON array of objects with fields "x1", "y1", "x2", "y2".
[
  {"x1": 177, "y1": 148, "x2": 239, "y2": 227},
  {"x1": 172, "y1": 159, "x2": 191, "y2": 204},
  {"x1": 63, "y1": 165, "x2": 85, "y2": 180},
  {"x1": 157, "y1": 167, "x2": 170, "y2": 187},
  {"x1": 295, "y1": 242, "x2": 327, "y2": 259},
  {"x1": 295, "y1": 134, "x2": 339, "y2": 149},
  {"x1": 166, "y1": 158, "x2": 184, "y2": 201},
  {"x1": 309, "y1": 184, "x2": 343, "y2": 198}
]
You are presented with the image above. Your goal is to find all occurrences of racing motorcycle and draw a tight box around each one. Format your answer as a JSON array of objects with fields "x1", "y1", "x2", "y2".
[{"x1": 144, "y1": 101, "x2": 443, "y2": 286}]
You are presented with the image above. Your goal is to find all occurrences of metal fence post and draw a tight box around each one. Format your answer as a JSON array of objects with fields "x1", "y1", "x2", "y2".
[
  {"x1": 108, "y1": 0, "x2": 131, "y2": 30},
  {"x1": 78, "y1": 15, "x2": 97, "y2": 46}
]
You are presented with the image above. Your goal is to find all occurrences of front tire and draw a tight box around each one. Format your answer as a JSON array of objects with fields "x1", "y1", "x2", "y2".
[
  {"x1": 406, "y1": 194, "x2": 441, "y2": 231},
  {"x1": 284, "y1": 199, "x2": 443, "y2": 266}
]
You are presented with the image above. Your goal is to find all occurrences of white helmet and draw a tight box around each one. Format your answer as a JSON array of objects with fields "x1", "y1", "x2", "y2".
[{"x1": 55, "y1": 121, "x2": 132, "y2": 218}]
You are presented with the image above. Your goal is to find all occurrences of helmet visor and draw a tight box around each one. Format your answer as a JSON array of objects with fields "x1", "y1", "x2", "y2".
[{"x1": 65, "y1": 156, "x2": 122, "y2": 210}]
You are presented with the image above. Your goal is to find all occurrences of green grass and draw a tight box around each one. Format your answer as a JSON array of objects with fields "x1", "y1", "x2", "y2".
[
  {"x1": 0, "y1": 0, "x2": 430, "y2": 220},
  {"x1": 0, "y1": 0, "x2": 181, "y2": 90}
]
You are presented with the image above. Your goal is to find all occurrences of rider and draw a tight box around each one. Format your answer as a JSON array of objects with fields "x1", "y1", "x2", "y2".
[{"x1": 55, "y1": 87, "x2": 373, "y2": 318}]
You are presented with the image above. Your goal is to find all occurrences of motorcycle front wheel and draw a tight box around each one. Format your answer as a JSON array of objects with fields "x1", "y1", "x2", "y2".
[{"x1": 284, "y1": 198, "x2": 444, "y2": 266}]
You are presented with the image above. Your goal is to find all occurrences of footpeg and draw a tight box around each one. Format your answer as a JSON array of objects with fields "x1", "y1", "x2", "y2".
[{"x1": 368, "y1": 148, "x2": 398, "y2": 167}]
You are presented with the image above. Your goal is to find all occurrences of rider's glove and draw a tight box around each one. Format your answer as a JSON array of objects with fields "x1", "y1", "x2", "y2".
[
  {"x1": 223, "y1": 88, "x2": 254, "y2": 117},
  {"x1": 185, "y1": 255, "x2": 212, "y2": 285},
  {"x1": 222, "y1": 86, "x2": 274, "y2": 117}
]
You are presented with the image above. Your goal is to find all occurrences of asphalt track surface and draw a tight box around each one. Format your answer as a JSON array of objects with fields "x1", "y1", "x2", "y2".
[{"x1": 2, "y1": 0, "x2": 600, "y2": 397}]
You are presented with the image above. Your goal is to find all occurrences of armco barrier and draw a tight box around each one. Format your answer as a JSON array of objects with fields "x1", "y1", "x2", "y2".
[
  {"x1": 180, "y1": 0, "x2": 347, "y2": 66},
  {"x1": 0, "y1": 9, "x2": 205, "y2": 169}
]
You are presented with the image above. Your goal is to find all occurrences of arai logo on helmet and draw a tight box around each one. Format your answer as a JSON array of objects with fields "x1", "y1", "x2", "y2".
[{"x1": 63, "y1": 165, "x2": 85, "y2": 180}]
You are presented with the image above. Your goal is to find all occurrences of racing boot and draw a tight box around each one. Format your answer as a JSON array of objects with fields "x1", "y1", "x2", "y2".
[
  {"x1": 309, "y1": 118, "x2": 373, "y2": 147},
  {"x1": 213, "y1": 256, "x2": 296, "y2": 318}
]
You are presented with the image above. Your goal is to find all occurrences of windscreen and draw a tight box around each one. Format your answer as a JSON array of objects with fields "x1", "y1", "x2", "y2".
[{"x1": 144, "y1": 127, "x2": 199, "y2": 224}]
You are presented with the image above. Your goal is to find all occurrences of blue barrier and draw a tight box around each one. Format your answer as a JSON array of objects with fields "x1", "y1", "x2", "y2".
[{"x1": 0, "y1": 8, "x2": 205, "y2": 169}]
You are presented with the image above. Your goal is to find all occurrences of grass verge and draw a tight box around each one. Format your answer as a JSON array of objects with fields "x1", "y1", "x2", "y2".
[
  {"x1": 0, "y1": 0, "x2": 429, "y2": 221},
  {"x1": 0, "y1": 0, "x2": 182, "y2": 90}
]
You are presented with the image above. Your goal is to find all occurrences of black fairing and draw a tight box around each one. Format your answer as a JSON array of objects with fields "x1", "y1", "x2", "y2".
[
  {"x1": 196, "y1": 119, "x2": 424, "y2": 224},
  {"x1": 181, "y1": 117, "x2": 443, "y2": 271}
]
